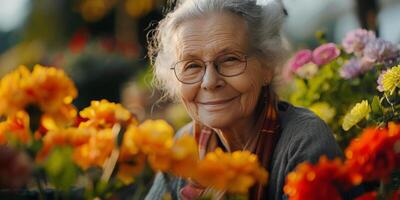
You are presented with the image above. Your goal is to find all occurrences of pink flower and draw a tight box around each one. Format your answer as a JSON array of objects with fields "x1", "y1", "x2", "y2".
[
  {"x1": 290, "y1": 49, "x2": 313, "y2": 71},
  {"x1": 363, "y1": 38, "x2": 399, "y2": 63},
  {"x1": 312, "y1": 43, "x2": 341, "y2": 65},
  {"x1": 342, "y1": 29, "x2": 376, "y2": 55}
]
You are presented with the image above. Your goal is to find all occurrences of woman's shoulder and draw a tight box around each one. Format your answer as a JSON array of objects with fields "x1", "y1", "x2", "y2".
[
  {"x1": 277, "y1": 101, "x2": 343, "y2": 162},
  {"x1": 278, "y1": 101, "x2": 330, "y2": 134}
]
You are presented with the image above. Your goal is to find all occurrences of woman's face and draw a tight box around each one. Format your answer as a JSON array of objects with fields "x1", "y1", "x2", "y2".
[{"x1": 173, "y1": 12, "x2": 272, "y2": 129}]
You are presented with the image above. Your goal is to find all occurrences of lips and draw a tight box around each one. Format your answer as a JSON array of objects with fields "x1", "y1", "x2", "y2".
[{"x1": 197, "y1": 95, "x2": 239, "y2": 105}]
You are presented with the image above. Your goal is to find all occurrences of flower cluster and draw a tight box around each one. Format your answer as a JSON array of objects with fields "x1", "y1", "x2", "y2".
[
  {"x1": 284, "y1": 157, "x2": 350, "y2": 200},
  {"x1": 194, "y1": 148, "x2": 268, "y2": 194},
  {"x1": 289, "y1": 43, "x2": 340, "y2": 79},
  {"x1": 345, "y1": 123, "x2": 400, "y2": 183},
  {"x1": 340, "y1": 29, "x2": 399, "y2": 79},
  {"x1": 284, "y1": 123, "x2": 400, "y2": 200},
  {"x1": 0, "y1": 65, "x2": 77, "y2": 144}
]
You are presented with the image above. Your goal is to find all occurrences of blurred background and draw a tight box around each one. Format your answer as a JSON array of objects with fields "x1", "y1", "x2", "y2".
[{"x1": 0, "y1": 0, "x2": 399, "y2": 130}]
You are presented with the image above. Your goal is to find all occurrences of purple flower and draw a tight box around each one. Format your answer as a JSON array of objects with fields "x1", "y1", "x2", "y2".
[
  {"x1": 342, "y1": 29, "x2": 376, "y2": 55},
  {"x1": 312, "y1": 43, "x2": 341, "y2": 65},
  {"x1": 290, "y1": 49, "x2": 313, "y2": 71},
  {"x1": 340, "y1": 58, "x2": 363, "y2": 79},
  {"x1": 363, "y1": 38, "x2": 399, "y2": 63},
  {"x1": 377, "y1": 70, "x2": 387, "y2": 92}
]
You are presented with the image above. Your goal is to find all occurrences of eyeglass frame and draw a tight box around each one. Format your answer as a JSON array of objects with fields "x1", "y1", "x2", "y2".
[{"x1": 170, "y1": 51, "x2": 249, "y2": 84}]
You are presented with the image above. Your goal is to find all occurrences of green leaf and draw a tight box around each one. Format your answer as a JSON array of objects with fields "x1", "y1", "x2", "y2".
[
  {"x1": 44, "y1": 147, "x2": 78, "y2": 191},
  {"x1": 371, "y1": 95, "x2": 382, "y2": 114}
]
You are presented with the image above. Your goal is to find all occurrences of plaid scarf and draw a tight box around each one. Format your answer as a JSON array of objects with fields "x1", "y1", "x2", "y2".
[{"x1": 181, "y1": 86, "x2": 281, "y2": 200}]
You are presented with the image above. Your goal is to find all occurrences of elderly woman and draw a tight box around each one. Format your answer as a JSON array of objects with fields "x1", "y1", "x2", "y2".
[{"x1": 145, "y1": 0, "x2": 342, "y2": 199}]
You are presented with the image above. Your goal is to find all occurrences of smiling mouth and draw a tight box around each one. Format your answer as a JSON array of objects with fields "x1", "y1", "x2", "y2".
[{"x1": 198, "y1": 95, "x2": 240, "y2": 105}]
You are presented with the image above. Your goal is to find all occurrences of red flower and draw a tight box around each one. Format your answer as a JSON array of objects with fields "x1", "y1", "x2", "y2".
[
  {"x1": 355, "y1": 191, "x2": 377, "y2": 200},
  {"x1": 345, "y1": 123, "x2": 400, "y2": 183},
  {"x1": 284, "y1": 156, "x2": 351, "y2": 200}
]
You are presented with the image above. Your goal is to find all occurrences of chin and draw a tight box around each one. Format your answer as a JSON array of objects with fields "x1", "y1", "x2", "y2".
[{"x1": 199, "y1": 114, "x2": 234, "y2": 129}]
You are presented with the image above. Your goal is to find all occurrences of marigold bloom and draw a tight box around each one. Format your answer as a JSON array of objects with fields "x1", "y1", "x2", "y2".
[
  {"x1": 0, "y1": 111, "x2": 31, "y2": 144},
  {"x1": 133, "y1": 119, "x2": 174, "y2": 155},
  {"x1": 345, "y1": 123, "x2": 400, "y2": 182},
  {"x1": 72, "y1": 129, "x2": 115, "y2": 170},
  {"x1": 0, "y1": 66, "x2": 32, "y2": 116},
  {"x1": 37, "y1": 127, "x2": 92, "y2": 161},
  {"x1": 29, "y1": 65, "x2": 77, "y2": 113},
  {"x1": 79, "y1": 99, "x2": 136, "y2": 129},
  {"x1": 342, "y1": 100, "x2": 370, "y2": 131},
  {"x1": 167, "y1": 134, "x2": 198, "y2": 178},
  {"x1": 194, "y1": 148, "x2": 268, "y2": 194},
  {"x1": 0, "y1": 65, "x2": 77, "y2": 132},
  {"x1": 284, "y1": 156, "x2": 351, "y2": 200},
  {"x1": 117, "y1": 153, "x2": 146, "y2": 184},
  {"x1": 381, "y1": 65, "x2": 400, "y2": 94}
]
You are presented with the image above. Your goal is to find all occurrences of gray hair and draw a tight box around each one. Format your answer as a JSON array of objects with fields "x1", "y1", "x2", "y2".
[{"x1": 148, "y1": 0, "x2": 288, "y2": 101}]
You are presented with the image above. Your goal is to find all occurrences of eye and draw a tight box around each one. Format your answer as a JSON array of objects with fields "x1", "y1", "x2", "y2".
[
  {"x1": 184, "y1": 62, "x2": 203, "y2": 70},
  {"x1": 221, "y1": 55, "x2": 240, "y2": 62}
]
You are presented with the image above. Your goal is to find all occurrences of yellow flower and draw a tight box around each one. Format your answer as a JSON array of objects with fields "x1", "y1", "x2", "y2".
[
  {"x1": 29, "y1": 65, "x2": 77, "y2": 113},
  {"x1": 0, "y1": 65, "x2": 77, "y2": 128},
  {"x1": 382, "y1": 65, "x2": 400, "y2": 94},
  {"x1": 309, "y1": 102, "x2": 336, "y2": 123},
  {"x1": 0, "y1": 66, "x2": 32, "y2": 116},
  {"x1": 117, "y1": 153, "x2": 146, "y2": 185},
  {"x1": 79, "y1": 99, "x2": 136, "y2": 129},
  {"x1": 133, "y1": 119, "x2": 174, "y2": 155},
  {"x1": 148, "y1": 134, "x2": 199, "y2": 177},
  {"x1": 0, "y1": 111, "x2": 31, "y2": 144},
  {"x1": 37, "y1": 127, "x2": 93, "y2": 162},
  {"x1": 342, "y1": 100, "x2": 371, "y2": 131},
  {"x1": 194, "y1": 148, "x2": 268, "y2": 194},
  {"x1": 169, "y1": 134, "x2": 198, "y2": 178},
  {"x1": 72, "y1": 129, "x2": 115, "y2": 170}
]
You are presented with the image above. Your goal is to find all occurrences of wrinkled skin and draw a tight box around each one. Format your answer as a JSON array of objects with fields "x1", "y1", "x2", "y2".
[{"x1": 173, "y1": 12, "x2": 273, "y2": 151}]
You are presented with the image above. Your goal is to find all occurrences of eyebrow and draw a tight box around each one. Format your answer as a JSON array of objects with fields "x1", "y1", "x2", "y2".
[{"x1": 180, "y1": 46, "x2": 245, "y2": 60}]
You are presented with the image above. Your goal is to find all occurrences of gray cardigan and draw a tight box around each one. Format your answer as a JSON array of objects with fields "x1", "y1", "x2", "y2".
[{"x1": 145, "y1": 102, "x2": 343, "y2": 200}]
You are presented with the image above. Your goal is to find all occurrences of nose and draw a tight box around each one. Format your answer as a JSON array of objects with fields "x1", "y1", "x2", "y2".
[{"x1": 200, "y1": 62, "x2": 225, "y2": 90}]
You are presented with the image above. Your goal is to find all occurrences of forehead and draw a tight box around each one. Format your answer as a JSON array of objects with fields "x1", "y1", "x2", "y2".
[{"x1": 174, "y1": 12, "x2": 249, "y2": 59}]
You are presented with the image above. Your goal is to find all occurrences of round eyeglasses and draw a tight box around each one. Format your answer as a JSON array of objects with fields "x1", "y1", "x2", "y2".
[{"x1": 170, "y1": 52, "x2": 248, "y2": 84}]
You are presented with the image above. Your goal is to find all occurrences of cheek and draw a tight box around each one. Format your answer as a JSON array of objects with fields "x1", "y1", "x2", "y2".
[
  {"x1": 179, "y1": 84, "x2": 200, "y2": 119},
  {"x1": 230, "y1": 70, "x2": 264, "y2": 115}
]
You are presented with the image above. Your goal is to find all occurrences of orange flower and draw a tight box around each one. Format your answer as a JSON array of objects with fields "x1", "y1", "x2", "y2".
[
  {"x1": 345, "y1": 123, "x2": 400, "y2": 182},
  {"x1": 0, "y1": 65, "x2": 77, "y2": 133},
  {"x1": 0, "y1": 111, "x2": 31, "y2": 144},
  {"x1": 72, "y1": 129, "x2": 115, "y2": 170},
  {"x1": 36, "y1": 127, "x2": 92, "y2": 161},
  {"x1": 168, "y1": 134, "x2": 198, "y2": 178},
  {"x1": 29, "y1": 65, "x2": 77, "y2": 114},
  {"x1": 194, "y1": 148, "x2": 268, "y2": 194},
  {"x1": 147, "y1": 134, "x2": 198, "y2": 177},
  {"x1": 133, "y1": 119, "x2": 174, "y2": 155},
  {"x1": 284, "y1": 156, "x2": 351, "y2": 200},
  {"x1": 117, "y1": 153, "x2": 146, "y2": 184},
  {"x1": 79, "y1": 99, "x2": 136, "y2": 129},
  {"x1": 0, "y1": 66, "x2": 32, "y2": 116}
]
